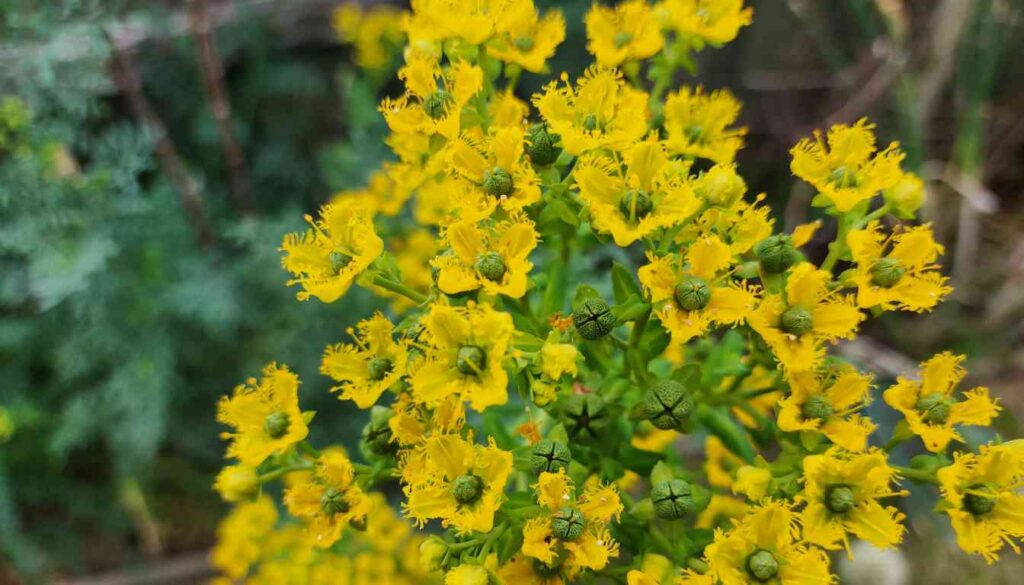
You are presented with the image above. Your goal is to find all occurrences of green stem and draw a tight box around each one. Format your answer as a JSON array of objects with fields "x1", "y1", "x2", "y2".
[
  {"x1": 372, "y1": 274, "x2": 428, "y2": 304},
  {"x1": 258, "y1": 462, "x2": 313, "y2": 483},
  {"x1": 649, "y1": 525, "x2": 680, "y2": 563},
  {"x1": 478, "y1": 520, "x2": 509, "y2": 559},
  {"x1": 853, "y1": 203, "x2": 891, "y2": 230},
  {"x1": 892, "y1": 465, "x2": 939, "y2": 485}
]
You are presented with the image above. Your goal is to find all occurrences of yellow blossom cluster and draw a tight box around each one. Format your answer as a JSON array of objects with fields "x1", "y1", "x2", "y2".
[{"x1": 211, "y1": 1, "x2": 1021, "y2": 583}]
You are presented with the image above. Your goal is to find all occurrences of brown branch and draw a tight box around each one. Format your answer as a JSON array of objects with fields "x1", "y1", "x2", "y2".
[
  {"x1": 104, "y1": 28, "x2": 215, "y2": 247},
  {"x1": 188, "y1": 0, "x2": 253, "y2": 215}
]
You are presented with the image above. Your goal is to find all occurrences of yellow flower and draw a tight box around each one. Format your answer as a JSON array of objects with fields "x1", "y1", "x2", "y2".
[
  {"x1": 705, "y1": 435, "x2": 743, "y2": 489},
  {"x1": 696, "y1": 494, "x2": 748, "y2": 530},
  {"x1": 522, "y1": 471, "x2": 622, "y2": 578},
  {"x1": 446, "y1": 563, "x2": 491, "y2": 585},
  {"x1": 799, "y1": 448, "x2": 907, "y2": 552},
  {"x1": 498, "y1": 554, "x2": 565, "y2": 585},
  {"x1": 662, "y1": 0, "x2": 753, "y2": 45},
  {"x1": 790, "y1": 119, "x2": 905, "y2": 212},
  {"x1": 489, "y1": 90, "x2": 530, "y2": 128},
  {"x1": 677, "y1": 193, "x2": 774, "y2": 255},
  {"x1": 414, "y1": 175, "x2": 493, "y2": 227},
  {"x1": 380, "y1": 53, "x2": 483, "y2": 140},
  {"x1": 448, "y1": 126, "x2": 542, "y2": 211},
  {"x1": 732, "y1": 466, "x2": 773, "y2": 501},
  {"x1": 539, "y1": 336, "x2": 580, "y2": 379},
  {"x1": 332, "y1": 3, "x2": 405, "y2": 70},
  {"x1": 411, "y1": 301, "x2": 515, "y2": 410},
  {"x1": 489, "y1": 0, "x2": 566, "y2": 73},
  {"x1": 364, "y1": 492, "x2": 413, "y2": 553},
  {"x1": 777, "y1": 368, "x2": 876, "y2": 452},
  {"x1": 331, "y1": 163, "x2": 416, "y2": 217},
  {"x1": 585, "y1": 0, "x2": 664, "y2": 67},
  {"x1": 748, "y1": 262, "x2": 863, "y2": 373},
  {"x1": 434, "y1": 214, "x2": 538, "y2": 298},
  {"x1": 405, "y1": 0, "x2": 510, "y2": 46},
  {"x1": 631, "y1": 424, "x2": 678, "y2": 452},
  {"x1": 214, "y1": 464, "x2": 260, "y2": 503},
  {"x1": 664, "y1": 87, "x2": 745, "y2": 164},
  {"x1": 626, "y1": 553, "x2": 673, "y2": 585},
  {"x1": 404, "y1": 434, "x2": 512, "y2": 534},
  {"x1": 280, "y1": 200, "x2": 384, "y2": 303},
  {"x1": 846, "y1": 221, "x2": 951, "y2": 312},
  {"x1": 321, "y1": 313, "x2": 409, "y2": 409},
  {"x1": 701, "y1": 500, "x2": 835, "y2": 585},
  {"x1": 576, "y1": 137, "x2": 701, "y2": 246},
  {"x1": 883, "y1": 352, "x2": 1000, "y2": 453},
  {"x1": 217, "y1": 363, "x2": 309, "y2": 467},
  {"x1": 210, "y1": 496, "x2": 278, "y2": 579},
  {"x1": 284, "y1": 449, "x2": 373, "y2": 548},
  {"x1": 937, "y1": 441, "x2": 1024, "y2": 563},
  {"x1": 533, "y1": 66, "x2": 649, "y2": 155},
  {"x1": 639, "y1": 234, "x2": 758, "y2": 355}
]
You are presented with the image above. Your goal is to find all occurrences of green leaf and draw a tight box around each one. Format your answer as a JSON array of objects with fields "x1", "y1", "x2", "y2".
[
  {"x1": 694, "y1": 404, "x2": 755, "y2": 463},
  {"x1": 572, "y1": 284, "x2": 602, "y2": 309},
  {"x1": 611, "y1": 262, "x2": 643, "y2": 304},
  {"x1": 651, "y1": 461, "x2": 674, "y2": 484},
  {"x1": 541, "y1": 260, "x2": 568, "y2": 316}
]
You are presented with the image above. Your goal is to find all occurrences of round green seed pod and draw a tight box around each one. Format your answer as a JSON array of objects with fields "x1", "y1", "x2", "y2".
[
  {"x1": 529, "y1": 440, "x2": 572, "y2": 474},
  {"x1": 263, "y1": 411, "x2": 290, "y2": 439},
  {"x1": 551, "y1": 507, "x2": 586, "y2": 541},
  {"x1": 320, "y1": 487, "x2": 350, "y2": 516},
  {"x1": 483, "y1": 166, "x2": 514, "y2": 197},
  {"x1": 674, "y1": 275, "x2": 712, "y2": 311},
  {"x1": 525, "y1": 124, "x2": 561, "y2": 166},
  {"x1": 800, "y1": 394, "x2": 833, "y2": 421},
  {"x1": 754, "y1": 235, "x2": 797, "y2": 274},
  {"x1": 456, "y1": 345, "x2": 487, "y2": 376},
  {"x1": 451, "y1": 474, "x2": 484, "y2": 504},
  {"x1": 745, "y1": 549, "x2": 779, "y2": 582},
  {"x1": 618, "y1": 190, "x2": 653, "y2": 221},
  {"x1": 474, "y1": 251, "x2": 507, "y2": 282},
  {"x1": 964, "y1": 484, "x2": 997, "y2": 516},
  {"x1": 915, "y1": 393, "x2": 952, "y2": 425},
  {"x1": 780, "y1": 305, "x2": 813, "y2": 336},
  {"x1": 825, "y1": 485, "x2": 856, "y2": 514},
  {"x1": 870, "y1": 257, "x2": 905, "y2": 288},
  {"x1": 422, "y1": 90, "x2": 453, "y2": 120},
  {"x1": 641, "y1": 380, "x2": 695, "y2": 431},
  {"x1": 651, "y1": 479, "x2": 695, "y2": 520},
  {"x1": 572, "y1": 297, "x2": 616, "y2": 340}
]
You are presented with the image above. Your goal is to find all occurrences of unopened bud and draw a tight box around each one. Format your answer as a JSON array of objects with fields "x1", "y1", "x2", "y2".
[
  {"x1": 530, "y1": 440, "x2": 572, "y2": 474},
  {"x1": 754, "y1": 235, "x2": 796, "y2": 274},
  {"x1": 572, "y1": 297, "x2": 616, "y2": 340},
  {"x1": 641, "y1": 380, "x2": 694, "y2": 431}
]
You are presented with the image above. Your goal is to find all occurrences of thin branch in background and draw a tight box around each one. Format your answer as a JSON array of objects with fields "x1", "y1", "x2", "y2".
[
  {"x1": 188, "y1": 0, "x2": 253, "y2": 215},
  {"x1": 104, "y1": 28, "x2": 215, "y2": 247}
]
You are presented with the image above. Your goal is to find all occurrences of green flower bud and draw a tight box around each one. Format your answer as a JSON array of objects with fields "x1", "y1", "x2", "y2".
[
  {"x1": 642, "y1": 380, "x2": 695, "y2": 431},
  {"x1": 964, "y1": 484, "x2": 997, "y2": 516},
  {"x1": 780, "y1": 305, "x2": 813, "y2": 336},
  {"x1": 572, "y1": 297, "x2": 616, "y2": 340},
  {"x1": 870, "y1": 257, "x2": 905, "y2": 288},
  {"x1": 562, "y1": 394, "x2": 609, "y2": 440},
  {"x1": 362, "y1": 407, "x2": 397, "y2": 457},
  {"x1": 582, "y1": 114, "x2": 600, "y2": 132},
  {"x1": 423, "y1": 90, "x2": 453, "y2": 120},
  {"x1": 695, "y1": 165, "x2": 746, "y2": 207},
  {"x1": 483, "y1": 166, "x2": 514, "y2": 197},
  {"x1": 883, "y1": 173, "x2": 925, "y2": 217},
  {"x1": 551, "y1": 507, "x2": 585, "y2": 541},
  {"x1": 456, "y1": 345, "x2": 487, "y2": 376},
  {"x1": 828, "y1": 165, "x2": 861, "y2": 189},
  {"x1": 525, "y1": 124, "x2": 561, "y2": 166},
  {"x1": 349, "y1": 515, "x2": 368, "y2": 531},
  {"x1": 419, "y1": 536, "x2": 448, "y2": 572},
  {"x1": 745, "y1": 549, "x2": 779, "y2": 582},
  {"x1": 263, "y1": 411, "x2": 290, "y2": 439},
  {"x1": 367, "y1": 356, "x2": 394, "y2": 382},
  {"x1": 530, "y1": 439, "x2": 572, "y2": 474},
  {"x1": 613, "y1": 31, "x2": 633, "y2": 48},
  {"x1": 474, "y1": 251, "x2": 507, "y2": 282},
  {"x1": 618, "y1": 190, "x2": 653, "y2": 222},
  {"x1": 916, "y1": 393, "x2": 951, "y2": 425},
  {"x1": 321, "y1": 487, "x2": 350, "y2": 516},
  {"x1": 330, "y1": 251, "x2": 353, "y2": 274},
  {"x1": 674, "y1": 275, "x2": 711, "y2": 311},
  {"x1": 684, "y1": 124, "x2": 704, "y2": 143},
  {"x1": 825, "y1": 485, "x2": 856, "y2": 514},
  {"x1": 452, "y1": 474, "x2": 484, "y2": 504},
  {"x1": 800, "y1": 394, "x2": 833, "y2": 421},
  {"x1": 651, "y1": 479, "x2": 695, "y2": 520},
  {"x1": 514, "y1": 35, "x2": 535, "y2": 51},
  {"x1": 753, "y1": 235, "x2": 797, "y2": 274}
]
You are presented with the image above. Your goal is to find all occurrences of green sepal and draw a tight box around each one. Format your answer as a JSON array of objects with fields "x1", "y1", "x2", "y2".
[
  {"x1": 572, "y1": 284, "x2": 603, "y2": 309},
  {"x1": 547, "y1": 423, "x2": 570, "y2": 445},
  {"x1": 651, "y1": 461, "x2": 674, "y2": 485},
  {"x1": 302, "y1": 411, "x2": 317, "y2": 425}
]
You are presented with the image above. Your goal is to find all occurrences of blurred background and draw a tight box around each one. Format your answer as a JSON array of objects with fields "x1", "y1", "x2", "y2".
[{"x1": 1, "y1": 0, "x2": 1022, "y2": 583}]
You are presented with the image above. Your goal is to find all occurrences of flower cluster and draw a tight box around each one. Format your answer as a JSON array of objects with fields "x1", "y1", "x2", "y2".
[{"x1": 212, "y1": 1, "x2": 1020, "y2": 583}]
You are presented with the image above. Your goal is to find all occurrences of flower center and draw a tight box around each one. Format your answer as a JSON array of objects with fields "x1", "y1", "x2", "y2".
[
  {"x1": 482, "y1": 166, "x2": 514, "y2": 197},
  {"x1": 684, "y1": 124, "x2": 705, "y2": 143},
  {"x1": 780, "y1": 305, "x2": 813, "y2": 336},
  {"x1": 514, "y1": 35, "x2": 535, "y2": 51},
  {"x1": 801, "y1": 394, "x2": 833, "y2": 421},
  {"x1": 915, "y1": 392, "x2": 951, "y2": 425},
  {"x1": 963, "y1": 483, "x2": 997, "y2": 516},
  {"x1": 551, "y1": 506, "x2": 586, "y2": 541},
  {"x1": 320, "y1": 487, "x2": 350, "y2": 516},
  {"x1": 456, "y1": 345, "x2": 487, "y2": 376},
  {"x1": 613, "y1": 31, "x2": 633, "y2": 48},
  {"x1": 525, "y1": 124, "x2": 561, "y2": 166},
  {"x1": 828, "y1": 165, "x2": 861, "y2": 188},
  {"x1": 330, "y1": 251, "x2": 353, "y2": 274},
  {"x1": 618, "y1": 189, "x2": 653, "y2": 222},
  {"x1": 674, "y1": 275, "x2": 712, "y2": 311},
  {"x1": 263, "y1": 411, "x2": 290, "y2": 439},
  {"x1": 826, "y1": 485, "x2": 856, "y2": 514},
  {"x1": 754, "y1": 235, "x2": 796, "y2": 274},
  {"x1": 422, "y1": 89, "x2": 453, "y2": 120},
  {"x1": 581, "y1": 113, "x2": 601, "y2": 132},
  {"x1": 871, "y1": 257, "x2": 905, "y2": 288},
  {"x1": 474, "y1": 251, "x2": 507, "y2": 282},
  {"x1": 745, "y1": 549, "x2": 779, "y2": 582},
  {"x1": 451, "y1": 474, "x2": 484, "y2": 504},
  {"x1": 367, "y1": 356, "x2": 394, "y2": 381}
]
